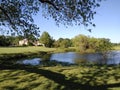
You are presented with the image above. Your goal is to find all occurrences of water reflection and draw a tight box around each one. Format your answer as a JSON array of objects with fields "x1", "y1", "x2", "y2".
[
  {"x1": 17, "y1": 51, "x2": 120, "y2": 65},
  {"x1": 50, "y1": 52, "x2": 75, "y2": 63},
  {"x1": 17, "y1": 58, "x2": 41, "y2": 65}
]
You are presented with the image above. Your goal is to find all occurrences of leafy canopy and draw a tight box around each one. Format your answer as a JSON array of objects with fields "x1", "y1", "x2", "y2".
[
  {"x1": 72, "y1": 34, "x2": 113, "y2": 53},
  {"x1": 39, "y1": 31, "x2": 53, "y2": 47},
  {"x1": 0, "y1": 0, "x2": 103, "y2": 36}
]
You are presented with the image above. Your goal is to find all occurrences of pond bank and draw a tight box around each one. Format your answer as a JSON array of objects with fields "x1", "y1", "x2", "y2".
[
  {"x1": 0, "y1": 47, "x2": 120, "y2": 65},
  {"x1": 0, "y1": 47, "x2": 56, "y2": 62},
  {"x1": 0, "y1": 51, "x2": 52, "y2": 65}
]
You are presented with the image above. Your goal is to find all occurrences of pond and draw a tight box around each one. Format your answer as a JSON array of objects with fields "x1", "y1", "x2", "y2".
[{"x1": 17, "y1": 51, "x2": 120, "y2": 65}]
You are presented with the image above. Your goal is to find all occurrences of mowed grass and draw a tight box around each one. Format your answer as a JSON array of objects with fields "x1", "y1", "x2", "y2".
[
  {"x1": 0, "y1": 65, "x2": 120, "y2": 90},
  {"x1": 0, "y1": 46, "x2": 56, "y2": 54},
  {"x1": 114, "y1": 45, "x2": 120, "y2": 50}
]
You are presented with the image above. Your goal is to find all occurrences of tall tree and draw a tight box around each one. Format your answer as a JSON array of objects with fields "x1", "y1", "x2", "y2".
[
  {"x1": 0, "y1": 0, "x2": 103, "y2": 36},
  {"x1": 54, "y1": 38, "x2": 72, "y2": 48},
  {"x1": 39, "y1": 31, "x2": 53, "y2": 47},
  {"x1": 60, "y1": 38, "x2": 72, "y2": 48},
  {"x1": 0, "y1": 35, "x2": 6, "y2": 46},
  {"x1": 72, "y1": 34, "x2": 89, "y2": 52}
]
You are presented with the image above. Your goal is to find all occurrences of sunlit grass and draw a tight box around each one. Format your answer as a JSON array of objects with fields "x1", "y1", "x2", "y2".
[
  {"x1": 0, "y1": 46, "x2": 56, "y2": 54},
  {"x1": 114, "y1": 45, "x2": 120, "y2": 50},
  {"x1": 0, "y1": 65, "x2": 120, "y2": 90}
]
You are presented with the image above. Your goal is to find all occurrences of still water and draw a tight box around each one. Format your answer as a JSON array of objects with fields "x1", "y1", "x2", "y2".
[{"x1": 17, "y1": 51, "x2": 120, "y2": 65}]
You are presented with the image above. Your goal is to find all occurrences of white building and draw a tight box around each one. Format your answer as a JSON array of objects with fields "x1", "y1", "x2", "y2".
[{"x1": 19, "y1": 39, "x2": 28, "y2": 46}]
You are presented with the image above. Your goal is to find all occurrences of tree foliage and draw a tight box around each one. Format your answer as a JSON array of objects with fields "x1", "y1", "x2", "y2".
[
  {"x1": 54, "y1": 38, "x2": 72, "y2": 48},
  {"x1": 0, "y1": 35, "x2": 23, "y2": 46},
  {"x1": 0, "y1": 0, "x2": 40, "y2": 36},
  {"x1": 0, "y1": 0, "x2": 103, "y2": 36},
  {"x1": 72, "y1": 34, "x2": 113, "y2": 53},
  {"x1": 39, "y1": 31, "x2": 54, "y2": 47},
  {"x1": 72, "y1": 34, "x2": 89, "y2": 52}
]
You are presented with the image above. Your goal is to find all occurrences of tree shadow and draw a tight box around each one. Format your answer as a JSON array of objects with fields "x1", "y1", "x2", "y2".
[{"x1": 0, "y1": 64, "x2": 120, "y2": 90}]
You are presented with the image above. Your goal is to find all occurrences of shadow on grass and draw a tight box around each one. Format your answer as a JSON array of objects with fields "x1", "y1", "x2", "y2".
[
  {"x1": 0, "y1": 51, "x2": 49, "y2": 61},
  {"x1": 0, "y1": 63, "x2": 120, "y2": 90}
]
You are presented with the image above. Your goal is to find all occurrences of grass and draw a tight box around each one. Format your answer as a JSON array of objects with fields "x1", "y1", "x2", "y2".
[
  {"x1": 0, "y1": 46, "x2": 57, "y2": 61},
  {"x1": 0, "y1": 46, "x2": 120, "y2": 90},
  {"x1": 114, "y1": 45, "x2": 120, "y2": 50},
  {"x1": 0, "y1": 46, "x2": 119, "y2": 55},
  {"x1": 0, "y1": 46, "x2": 56, "y2": 54},
  {"x1": 0, "y1": 64, "x2": 120, "y2": 90}
]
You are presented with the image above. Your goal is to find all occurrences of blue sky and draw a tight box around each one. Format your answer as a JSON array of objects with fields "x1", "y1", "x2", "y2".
[{"x1": 34, "y1": 0, "x2": 120, "y2": 43}]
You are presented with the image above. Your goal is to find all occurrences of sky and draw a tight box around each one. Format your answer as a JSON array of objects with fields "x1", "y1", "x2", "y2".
[{"x1": 34, "y1": 0, "x2": 120, "y2": 43}]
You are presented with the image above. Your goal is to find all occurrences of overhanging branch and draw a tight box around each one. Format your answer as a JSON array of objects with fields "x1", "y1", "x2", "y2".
[
  {"x1": 0, "y1": 6, "x2": 13, "y2": 24},
  {"x1": 39, "y1": 0, "x2": 59, "y2": 10}
]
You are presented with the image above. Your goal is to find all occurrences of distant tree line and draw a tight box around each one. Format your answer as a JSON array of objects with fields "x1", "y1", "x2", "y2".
[
  {"x1": 0, "y1": 34, "x2": 38, "y2": 46},
  {"x1": 53, "y1": 38, "x2": 72, "y2": 48},
  {"x1": 72, "y1": 34, "x2": 113, "y2": 53},
  {"x1": 0, "y1": 31, "x2": 113, "y2": 54},
  {"x1": 39, "y1": 32, "x2": 113, "y2": 53},
  {"x1": 112, "y1": 42, "x2": 120, "y2": 46},
  {"x1": 39, "y1": 31, "x2": 72, "y2": 48},
  {"x1": 0, "y1": 35, "x2": 24, "y2": 46}
]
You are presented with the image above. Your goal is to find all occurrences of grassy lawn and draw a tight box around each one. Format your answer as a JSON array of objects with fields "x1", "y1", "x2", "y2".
[
  {"x1": 0, "y1": 46, "x2": 56, "y2": 54},
  {"x1": 0, "y1": 65, "x2": 120, "y2": 90},
  {"x1": 0, "y1": 47, "x2": 57, "y2": 60},
  {"x1": 0, "y1": 46, "x2": 119, "y2": 55},
  {"x1": 114, "y1": 45, "x2": 120, "y2": 50}
]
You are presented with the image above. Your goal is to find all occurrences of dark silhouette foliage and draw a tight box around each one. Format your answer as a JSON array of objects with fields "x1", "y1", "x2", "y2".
[{"x1": 0, "y1": 0, "x2": 103, "y2": 36}]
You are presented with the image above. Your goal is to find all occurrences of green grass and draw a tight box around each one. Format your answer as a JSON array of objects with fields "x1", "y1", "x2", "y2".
[
  {"x1": 0, "y1": 46, "x2": 56, "y2": 54},
  {"x1": 0, "y1": 46, "x2": 120, "y2": 90},
  {"x1": 0, "y1": 47, "x2": 57, "y2": 60},
  {"x1": 0, "y1": 65, "x2": 120, "y2": 90},
  {"x1": 114, "y1": 45, "x2": 120, "y2": 50}
]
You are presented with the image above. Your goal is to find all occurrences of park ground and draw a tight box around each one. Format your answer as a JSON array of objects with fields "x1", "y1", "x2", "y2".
[
  {"x1": 0, "y1": 46, "x2": 120, "y2": 90},
  {"x1": 0, "y1": 45, "x2": 120, "y2": 54}
]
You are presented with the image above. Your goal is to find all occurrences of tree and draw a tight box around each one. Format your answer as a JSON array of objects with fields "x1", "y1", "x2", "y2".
[
  {"x1": 60, "y1": 38, "x2": 72, "y2": 48},
  {"x1": 39, "y1": 31, "x2": 53, "y2": 47},
  {"x1": 95, "y1": 38, "x2": 113, "y2": 62},
  {"x1": 0, "y1": 35, "x2": 6, "y2": 46},
  {"x1": 72, "y1": 34, "x2": 113, "y2": 54},
  {"x1": 54, "y1": 38, "x2": 72, "y2": 48},
  {"x1": 95, "y1": 38, "x2": 112, "y2": 52},
  {"x1": 0, "y1": 35, "x2": 13, "y2": 46},
  {"x1": 53, "y1": 38, "x2": 63, "y2": 48},
  {"x1": 0, "y1": 35, "x2": 24, "y2": 46},
  {"x1": 0, "y1": 0, "x2": 103, "y2": 36},
  {"x1": 72, "y1": 34, "x2": 89, "y2": 52},
  {"x1": 88, "y1": 37, "x2": 97, "y2": 50}
]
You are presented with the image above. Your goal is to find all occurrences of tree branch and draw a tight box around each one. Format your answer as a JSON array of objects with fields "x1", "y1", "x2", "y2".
[
  {"x1": 0, "y1": 6, "x2": 13, "y2": 24},
  {"x1": 39, "y1": 0, "x2": 59, "y2": 10}
]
